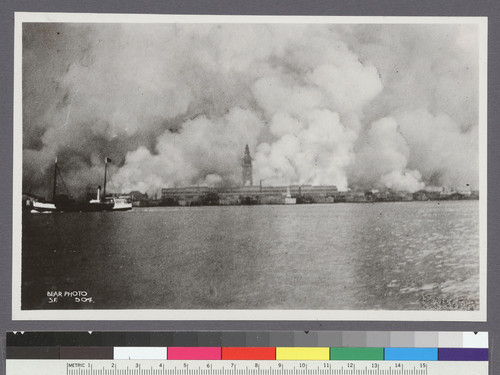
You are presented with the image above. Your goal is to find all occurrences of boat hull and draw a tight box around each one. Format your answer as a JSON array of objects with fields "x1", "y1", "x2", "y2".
[
  {"x1": 112, "y1": 198, "x2": 132, "y2": 211},
  {"x1": 113, "y1": 204, "x2": 133, "y2": 211},
  {"x1": 83, "y1": 202, "x2": 115, "y2": 212},
  {"x1": 26, "y1": 200, "x2": 57, "y2": 213},
  {"x1": 54, "y1": 201, "x2": 114, "y2": 212}
]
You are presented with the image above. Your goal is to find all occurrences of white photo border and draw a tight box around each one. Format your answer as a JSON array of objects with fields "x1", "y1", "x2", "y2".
[{"x1": 12, "y1": 12, "x2": 488, "y2": 321}]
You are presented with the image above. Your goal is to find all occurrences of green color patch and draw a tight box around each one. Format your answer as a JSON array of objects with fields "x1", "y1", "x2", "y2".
[{"x1": 330, "y1": 347, "x2": 384, "y2": 360}]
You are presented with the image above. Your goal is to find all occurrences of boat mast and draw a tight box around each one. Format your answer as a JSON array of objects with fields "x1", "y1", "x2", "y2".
[
  {"x1": 52, "y1": 157, "x2": 58, "y2": 201},
  {"x1": 103, "y1": 157, "x2": 108, "y2": 201}
]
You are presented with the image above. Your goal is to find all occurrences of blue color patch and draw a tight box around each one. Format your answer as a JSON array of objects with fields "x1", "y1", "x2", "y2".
[{"x1": 384, "y1": 348, "x2": 438, "y2": 361}]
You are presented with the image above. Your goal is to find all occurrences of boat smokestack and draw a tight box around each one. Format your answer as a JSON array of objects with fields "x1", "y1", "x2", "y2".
[
  {"x1": 103, "y1": 157, "x2": 112, "y2": 199},
  {"x1": 52, "y1": 157, "x2": 58, "y2": 202}
]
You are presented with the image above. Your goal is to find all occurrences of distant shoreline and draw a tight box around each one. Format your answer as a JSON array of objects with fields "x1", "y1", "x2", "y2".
[{"x1": 133, "y1": 193, "x2": 479, "y2": 208}]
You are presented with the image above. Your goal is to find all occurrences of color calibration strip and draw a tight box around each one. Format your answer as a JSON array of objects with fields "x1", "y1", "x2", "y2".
[
  {"x1": 6, "y1": 346, "x2": 489, "y2": 361},
  {"x1": 6, "y1": 332, "x2": 488, "y2": 361}
]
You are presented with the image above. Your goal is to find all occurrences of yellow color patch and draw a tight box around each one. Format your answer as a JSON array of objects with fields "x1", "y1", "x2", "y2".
[{"x1": 276, "y1": 347, "x2": 330, "y2": 360}]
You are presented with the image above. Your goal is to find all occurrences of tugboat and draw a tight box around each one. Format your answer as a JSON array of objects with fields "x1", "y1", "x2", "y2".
[
  {"x1": 87, "y1": 157, "x2": 132, "y2": 211},
  {"x1": 86, "y1": 185, "x2": 115, "y2": 212}
]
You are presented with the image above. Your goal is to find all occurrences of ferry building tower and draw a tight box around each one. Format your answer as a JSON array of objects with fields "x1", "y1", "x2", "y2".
[{"x1": 242, "y1": 144, "x2": 253, "y2": 186}]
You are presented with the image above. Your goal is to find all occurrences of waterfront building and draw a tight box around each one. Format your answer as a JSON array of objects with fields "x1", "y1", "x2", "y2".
[
  {"x1": 160, "y1": 184, "x2": 339, "y2": 206},
  {"x1": 160, "y1": 144, "x2": 341, "y2": 205}
]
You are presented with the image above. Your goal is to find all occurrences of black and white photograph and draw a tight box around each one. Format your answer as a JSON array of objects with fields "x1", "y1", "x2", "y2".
[{"x1": 13, "y1": 13, "x2": 487, "y2": 320}]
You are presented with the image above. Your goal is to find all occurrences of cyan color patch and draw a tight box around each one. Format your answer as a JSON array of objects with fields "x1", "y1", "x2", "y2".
[{"x1": 385, "y1": 348, "x2": 438, "y2": 361}]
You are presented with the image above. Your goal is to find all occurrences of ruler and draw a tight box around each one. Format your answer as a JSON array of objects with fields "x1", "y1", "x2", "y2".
[{"x1": 6, "y1": 360, "x2": 487, "y2": 375}]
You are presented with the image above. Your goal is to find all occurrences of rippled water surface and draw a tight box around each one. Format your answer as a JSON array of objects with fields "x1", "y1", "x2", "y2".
[{"x1": 22, "y1": 201, "x2": 480, "y2": 310}]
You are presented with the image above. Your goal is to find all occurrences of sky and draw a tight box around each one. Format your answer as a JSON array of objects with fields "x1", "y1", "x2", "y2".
[{"x1": 22, "y1": 21, "x2": 481, "y2": 198}]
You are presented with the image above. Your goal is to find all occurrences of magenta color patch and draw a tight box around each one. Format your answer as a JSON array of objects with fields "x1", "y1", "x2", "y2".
[{"x1": 167, "y1": 347, "x2": 221, "y2": 360}]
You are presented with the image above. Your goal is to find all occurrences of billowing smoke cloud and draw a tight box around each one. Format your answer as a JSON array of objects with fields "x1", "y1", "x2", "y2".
[
  {"x1": 22, "y1": 22, "x2": 480, "y2": 199},
  {"x1": 352, "y1": 117, "x2": 425, "y2": 192},
  {"x1": 112, "y1": 107, "x2": 264, "y2": 191}
]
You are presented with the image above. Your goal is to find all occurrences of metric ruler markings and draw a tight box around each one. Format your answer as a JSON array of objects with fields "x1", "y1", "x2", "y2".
[
  {"x1": 7, "y1": 360, "x2": 487, "y2": 375},
  {"x1": 64, "y1": 365, "x2": 429, "y2": 375}
]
